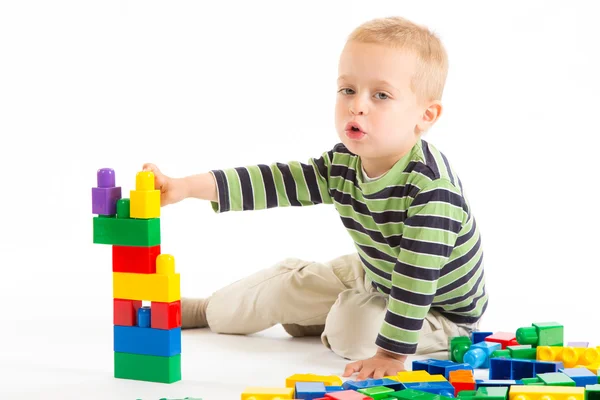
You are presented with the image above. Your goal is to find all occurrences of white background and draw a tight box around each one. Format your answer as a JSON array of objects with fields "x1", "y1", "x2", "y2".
[{"x1": 1, "y1": 0, "x2": 599, "y2": 398}]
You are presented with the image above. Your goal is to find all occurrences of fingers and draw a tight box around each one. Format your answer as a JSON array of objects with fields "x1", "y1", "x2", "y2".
[
  {"x1": 373, "y1": 367, "x2": 388, "y2": 379},
  {"x1": 343, "y1": 361, "x2": 362, "y2": 377},
  {"x1": 142, "y1": 163, "x2": 167, "y2": 191},
  {"x1": 356, "y1": 365, "x2": 374, "y2": 380}
]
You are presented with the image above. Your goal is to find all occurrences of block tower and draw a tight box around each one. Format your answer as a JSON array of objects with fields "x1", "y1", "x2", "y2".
[{"x1": 92, "y1": 167, "x2": 182, "y2": 384}]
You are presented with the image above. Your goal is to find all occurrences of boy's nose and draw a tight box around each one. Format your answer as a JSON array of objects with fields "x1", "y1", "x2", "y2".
[{"x1": 349, "y1": 99, "x2": 368, "y2": 115}]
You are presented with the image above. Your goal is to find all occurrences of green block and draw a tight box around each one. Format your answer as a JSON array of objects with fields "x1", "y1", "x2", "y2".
[
  {"x1": 586, "y1": 384, "x2": 600, "y2": 400},
  {"x1": 507, "y1": 345, "x2": 537, "y2": 359},
  {"x1": 475, "y1": 386, "x2": 508, "y2": 400},
  {"x1": 537, "y1": 372, "x2": 575, "y2": 386},
  {"x1": 93, "y1": 216, "x2": 160, "y2": 246},
  {"x1": 114, "y1": 352, "x2": 181, "y2": 383},
  {"x1": 359, "y1": 386, "x2": 395, "y2": 399},
  {"x1": 450, "y1": 336, "x2": 473, "y2": 363},
  {"x1": 491, "y1": 350, "x2": 511, "y2": 358},
  {"x1": 389, "y1": 389, "x2": 454, "y2": 400},
  {"x1": 516, "y1": 322, "x2": 563, "y2": 347},
  {"x1": 521, "y1": 377, "x2": 542, "y2": 385},
  {"x1": 458, "y1": 391, "x2": 477, "y2": 399}
]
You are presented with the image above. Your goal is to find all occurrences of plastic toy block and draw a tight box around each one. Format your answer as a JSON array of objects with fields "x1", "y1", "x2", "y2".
[
  {"x1": 449, "y1": 370, "x2": 475, "y2": 395},
  {"x1": 114, "y1": 326, "x2": 181, "y2": 357},
  {"x1": 130, "y1": 171, "x2": 160, "y2": 219},
  {"x1": 465, "y1": 341, "x2": 501, "y2": 368},
  {"x1": 92, "y1": 168, "x2": 122, "y2": 215},
  {"x1": 286, "y1": 374, "x2": 343, "y2": 387},
  {"x1": 93, "y1": 214, "x2": 160, "y2": 247},
  {"x1": 402, "y1": 381, "x2": 455, "y2": 397},
  {"x1": 472, "y1": 332, "x2": 493, "y2": 344},
  {"x1": 485, "y1": 333, "x2": 518, "y2": 350},
  {"x1": 114, "y1": 352, "x2": 180, "y2": 383},
  {"x1": 586, "y1": 384, "x2": 600, "y2": 400},
  {"x1": 451, "y1": 337, "x2": 473, "y2": 363},
  {"x1": 413, "y1": 359, "x2": 439, "y2": 372},
  {"x1": 538, "y1": 347, "x2": 600, "y2": 368},
  {"x1": 459, "y1": 391, "x2": 478, "y2": 399},
  {"x1": 516, "y1": 322, "x2": 564, "y2": 347},
  {"x1": 296, "y1": 382, "x2": 326, "y2": 399},
  {"x1": 428, "y1": 360, "x2": 473, "y2": 379},
  {"x1": 508, "y1": 385, "x2": 584, "y2": 400},
  {"x1": 241, "y1": 387, "x2": 295, "y2": 399},
  {"x1": 397, "y1": 371, "x2": 447, "y2": 383},
  {"x1": 474, "y1": 387, "x2": 508, "y2": 400},
  {"x1": 322, "y1": 391, "x2": 373, "y2": 399},
  {"x1": 521, "y1": 377, "x2": 542, "y2": 385},
  {"x1": 537, "y1": 372, "x2": 576, "y2": 386},
  {"x1": 476, "y1": 380, "x2": 519, "y2": 388},
  {"x1": 508, "y1": 345, "x2": 537, "y2": 360},
  {"x1": 112, "y1": 245, "x2": 160, "y2": 273},
  {"x1": 491, "y1": 350, "x2": 511, "y2": 359},
  {"x1": 326, "y1": 386, "x2": 345, "y2": 392},
  {"x1": 489, "y1": 358, "x2": 511, "y2": 380},
  {"x1": 559, "y1": 368, "x2": 597, "y2": 387},
  {"x1": 343, "y1": 379, "x2": 403, "y2": 392},
  {"x1": 385, "y1": 388, "x2": 454, "y2": 400},
  {"x1": 567, "y1": 343, "x2": 588, "y2": 348},
  {"x1": 137, "y1": 306, "x2": 151, "y2": 328},
  {"x1": 534, "y1": 361, "x2": 565, "y2": 375},
  {"x1": 114, "y1": 299, "x2": 142, "y2": 326},
  {"x1": 357, "y1": 386, "x2": 395, "y2": 399},
  {"x1": 151, "y1": 300, "x2": 181, "y2": 330},
  {"x1": 113, "y1": 254, "x2": 180, "y2": 303}
]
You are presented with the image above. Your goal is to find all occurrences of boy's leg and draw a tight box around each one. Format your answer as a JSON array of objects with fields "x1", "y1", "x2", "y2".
[{"x1": 185, "y1": 253, "x2": 365, "y2": 335}]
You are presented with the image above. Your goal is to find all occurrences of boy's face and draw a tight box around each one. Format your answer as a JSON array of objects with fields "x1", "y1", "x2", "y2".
[{"x1": 335, "y1": 41, "x2": 440, "y2": 163}]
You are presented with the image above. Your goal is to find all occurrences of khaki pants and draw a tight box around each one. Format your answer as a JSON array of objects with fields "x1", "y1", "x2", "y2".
[{"x1": 205, "y1": 253, "x2": 480, "y2": 360}]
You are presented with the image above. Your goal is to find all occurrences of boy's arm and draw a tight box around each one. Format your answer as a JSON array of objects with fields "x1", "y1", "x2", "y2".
[
  {"x1": 375, "y1": 178, "x2": 467, "y2": 356},
  {"x1": 202, "y1": 150, "x2": 334, "y2": 213}
]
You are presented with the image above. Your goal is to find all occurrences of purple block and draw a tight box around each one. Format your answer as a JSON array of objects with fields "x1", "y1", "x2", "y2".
[
  {"x1": 92, "y1": 168, "x2": 122, "y2": 215},
  {"x1": 567, "y1": 342, "x2": 589, "y2": 347}
]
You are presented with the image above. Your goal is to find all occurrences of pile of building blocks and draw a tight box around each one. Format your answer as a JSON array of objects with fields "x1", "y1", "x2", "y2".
[
  {"x1": 240, "y1": 322, "x2": 600, "y2": 399},
  {"x1": 92, "y1": 167, "x2": 182, "y2": 383}
]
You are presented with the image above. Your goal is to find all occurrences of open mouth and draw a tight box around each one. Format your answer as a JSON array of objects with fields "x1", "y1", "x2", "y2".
[{"x1": 345, "y1": 121, "x2": 365, "y2": 134}]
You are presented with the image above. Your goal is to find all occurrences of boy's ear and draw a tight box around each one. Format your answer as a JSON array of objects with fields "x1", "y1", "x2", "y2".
[{"x1": 416, "y1": 101, "x2": 443, "y2": 133}]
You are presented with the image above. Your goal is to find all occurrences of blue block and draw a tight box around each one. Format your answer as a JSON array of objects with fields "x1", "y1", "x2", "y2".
[
  {"x1": 428, "y1": 360, "x2": 473, "y2": 379},
  {"x1": 512, "y1": 359, "x2": 536, "y2": 380},
  {"x1": 534, "y1": 360, "x2": 564, "y2": 375},
  {"x1": 560, "y1": 368, "x2": 597, "y2": 387},
  {"x1": 402, "y1": 381, "x2": 455, "y2": 398},
  {"x1": 342, "y1": 378, "x2": 404, "y2": 392},
  {"x1": 476, "y1": 379, "x2": 519, "y2": 388},
  {"x1": 137, "y1": 306, "x2": 151, "y2": 328},
  {"x1": 412, "y1": 359, "x2": 438, "y2": 372},
  {"x1": 114, "y1": 326, "x2": 181, "y2": 357},
  {"x1": 325, "y1": 386, "x2": 344, "y2": 392},
  {"x1": 489, "y1": 358, "x2": 512, "y2": 380},
  {"x1": 472, "y1": 331, "x2": 493, "y2": 343},
  {"x1": 295, "y1": 382, "x2": 326, "y2": 399},
  {"x1": 464, "y1": 341, "x2": 501, "y2": 369}
]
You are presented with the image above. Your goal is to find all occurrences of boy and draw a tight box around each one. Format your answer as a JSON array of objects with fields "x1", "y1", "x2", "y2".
[{"x1": 143, "y1": 16, "x2": 487, "y2": 380}]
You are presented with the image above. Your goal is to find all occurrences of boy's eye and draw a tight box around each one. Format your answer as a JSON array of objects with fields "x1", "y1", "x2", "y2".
[
  {"x1": 374, "y1": 92, "x2": 389, "y2": 100},
  {"x1": 339, "y1": 88, "x2": 355, "y2": 95}
]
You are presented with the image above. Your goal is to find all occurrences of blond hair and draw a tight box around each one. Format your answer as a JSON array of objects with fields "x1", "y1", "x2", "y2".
[{"x1": 348, "y1": 16, "x2": 449, "y2": 103}]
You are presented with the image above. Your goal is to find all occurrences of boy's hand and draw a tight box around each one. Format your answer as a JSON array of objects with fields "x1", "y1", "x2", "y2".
[
  {"x1": 142, "y1": 163, "x2": 188, "y2": 206},
  {"x1": 342, "y1": 349, "x2": 407, "y2": 380}
]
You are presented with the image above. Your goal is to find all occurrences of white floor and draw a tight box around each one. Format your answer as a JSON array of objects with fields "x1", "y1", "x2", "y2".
[{"x1": 1, "y1": 319, "x2": 489, "y2": 400}]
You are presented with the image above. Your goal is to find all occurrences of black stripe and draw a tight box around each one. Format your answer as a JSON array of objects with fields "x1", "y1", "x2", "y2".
[
  {"x1": 410, "y1": 187, "x2": 464, "y2": 210},
  {"x1": 376, "y1": 334, "x2": 418, "y2": 355},
  {"x1": 371, "y1": 210, "x2": 408, "y2": 224},
  {"x1": 440, "y1": 152, "x2": 455, "y2": 186},
  {"x1": 330, "y1": 164, "x2": 360, "y2": 188},
  {"x1": 301, "y1": 163, "x2": 322, "y2": 204},
  {"x1": 458, "y1": 177, "x2": 464, "y2": 193},
  {"x1": 431, "y1": 297, "x2": 487, "y2": 324},
  {"x1": 276, "y1": 163, "x2": 301, "y2": 206},
  {"x1": 421, "y1": 140, "x2": 441, "y2": 179},
  {"x1": 333, "y1": 142, "x2": 353, "y2": 155},
  {"x1": 210, "y1": 170, "x2": 230, "y2": 212},
  {"x1": 402, "y1": 237, "x2": 453, "y2": 258},
  {"x1": 405, "y1": 215, "x2": 462, "y2": 233},
  {"x1": 440, "y1": 235, "x2": 482, "y2": 276},
  {"x1": 363, "y1": 182, "x2": 421, "y2": 201},
  {"x1": 455, "y1": 218, "x2": 477, "y2": 247},
  {"x1": 409, "y1": 162, "x2": 437, "y2": 181},
  {"x1": 394, "y1": 261, "x2": 440, "y2": 281},
  {"x1": 313, "y1": 155, "x2": 329, "y2": 184},
  {"x1": 331, "y1": 189, "x2": 371, "y2": 216},
  {"x1": 440, "y1": 288, "x2": 488, "y2": 316},
  {"x1": 384, "y1": 311, "x2": 425, "y2": 331},
  {"x1": 234, "y1": 167, "x2": 254, "y2": 211},
  {"x1": 372, "y1": 281, "x2": 391, "y2": 295},
  {"x1": 390, "y1": 286, "x2": 437, "y2": 307},
  {"x1": 358, "y1": 253, "x2": 391, "y2": 281},
  {"x1": 258, "y1": 165, "x2": 278, "y2": 209},
  {"x1": 358, "y1": 244, "x2": 397, "y2": 264},
  {"x1": 436, "y1": 254, "x2": 484, "y2": 300}
]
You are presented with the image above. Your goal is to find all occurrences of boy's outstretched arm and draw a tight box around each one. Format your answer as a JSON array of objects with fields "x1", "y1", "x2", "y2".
[{"x1": 344, "y1": 178, "x2": 467, "y2": 380}]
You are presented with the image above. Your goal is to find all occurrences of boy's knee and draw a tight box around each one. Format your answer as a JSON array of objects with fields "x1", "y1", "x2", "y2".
[{"x1": 321, "y1": 289, "x2": 387, "y2": 360}]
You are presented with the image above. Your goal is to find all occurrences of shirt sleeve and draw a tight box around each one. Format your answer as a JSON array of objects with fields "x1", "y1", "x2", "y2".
[
  {"x1": 375, "y1": 178, "x2": 468, "y2": 355},
  {"x1": 209, "y1": 150, "x2": 334, "y2": 213}
]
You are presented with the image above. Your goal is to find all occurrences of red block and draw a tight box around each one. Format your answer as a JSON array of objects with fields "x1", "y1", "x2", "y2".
[
  {"x1": 112, "y1": 245, "x2": 160, "y2": 274},
  {"x1": 323, "y1": 391, "x2": 372, "y2": 399},
  {"x1": 114, "y1": 298, "x2": 142, "y2": 326},
  {"x1": 151, "y1": 300, "x2": 181, "y2": 330},
  {"x1": 485, "y1": 332, "x2": 517, "y2": 349}
]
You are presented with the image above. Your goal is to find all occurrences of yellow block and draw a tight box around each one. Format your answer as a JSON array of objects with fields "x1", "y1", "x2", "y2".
[
  {"x1": 538, "y1": 346, "x2": 600, "y2": 368},
  {"x1": 509, "y1": 385, "x2": 584, "y2": 400},
  {"x1": 241, "y1": 387, "x2": 294, "y2": 400},
  {"x1": 113, "y1": 254, "x2": 180, "y2": 302},
  {"x1": 285, "y1": 373, "x2": 342, "y2": 387},
  {"x1": 397, "y1": 370, "x2": 447, "y2": 382},
  {"x1": 537, "y1": 346, "x2": 563, "y2": 361},
  {"x1": 130, "y1": 171, "x2": 160, "y2": 219}
]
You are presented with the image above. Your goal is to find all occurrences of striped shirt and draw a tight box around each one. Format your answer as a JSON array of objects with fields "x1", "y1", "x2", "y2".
[{"x1": 209, "y1": 138, "x2": 487, "y2": 355}]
